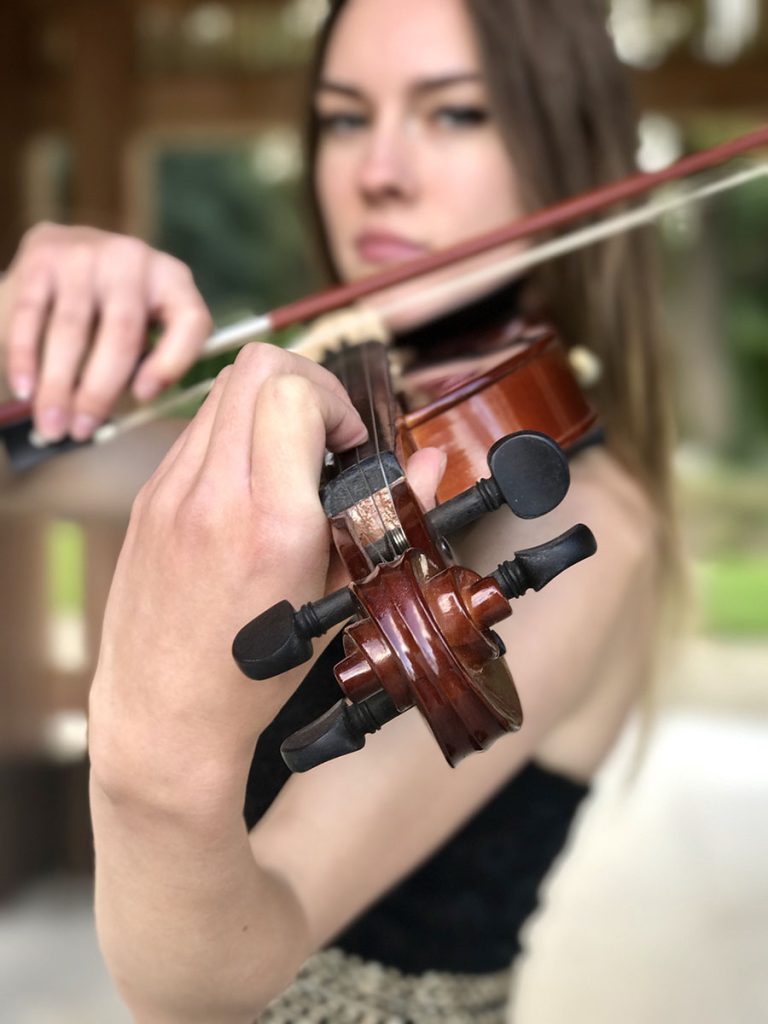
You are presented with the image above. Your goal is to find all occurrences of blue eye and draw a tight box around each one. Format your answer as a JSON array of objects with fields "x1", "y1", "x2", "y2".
[
  {"x1": 432, "y1": 106, "x2": 489, "y2": 129},
  {"x1": 316, "y1": 112, "x2": 369, "y2": 135}
]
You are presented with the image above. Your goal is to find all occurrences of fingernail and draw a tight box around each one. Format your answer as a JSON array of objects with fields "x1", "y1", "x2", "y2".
[
  {"x1": 12, "y1": 375, "x2": 34, "y2": 401},
  {"x1": 133, "y1": 378, "x2": 162, "y2": 402},
  {"x1": 37, "y1": 407, "x2": 67, "y2": 442},
  {"x1": 70, "y1": 413, "x2": 98, "y2": 441}
]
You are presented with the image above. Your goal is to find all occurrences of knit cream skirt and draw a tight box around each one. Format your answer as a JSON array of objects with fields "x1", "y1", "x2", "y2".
[{"x1": 258, "y1": 947, "x2": 511, "y2": 1023}]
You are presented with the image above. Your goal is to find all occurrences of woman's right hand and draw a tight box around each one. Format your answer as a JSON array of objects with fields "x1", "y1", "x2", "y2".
[{"x1": 0, "y1": 222, "x2": 213, "y2": 442}]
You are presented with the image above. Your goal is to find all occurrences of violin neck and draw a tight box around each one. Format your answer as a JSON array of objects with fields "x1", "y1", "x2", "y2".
[{"x1": 323, "y1": 341, "x2": 399, "y2": 467}]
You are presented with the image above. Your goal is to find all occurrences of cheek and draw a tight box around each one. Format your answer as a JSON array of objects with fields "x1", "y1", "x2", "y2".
[
  {"x1": 315, "y1": 149, "x2": 355, "y2": 251},
  {"x1": 431, "y1": 141, "x2": 522, "y2": 237}
]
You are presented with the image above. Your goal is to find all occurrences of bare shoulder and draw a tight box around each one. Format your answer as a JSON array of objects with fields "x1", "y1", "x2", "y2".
[
  {"x1": 557, "y1": 446, "x2": 661, "y2": 605},
  {"x1": 246, "y1": 449, "x2": 663, "y2": 949},
  {"x1": 453, "y1": 445, "x2": 662, "y2": 774},
  {"x1": 457, "y1": 444, "x2": 660, "y2": 595},
  {"x1": 567, "y1": 445, "x2": 660, "y2": 557},
  {"x1": 537, "y1": 447, "x2": 663, "y2": 775}
]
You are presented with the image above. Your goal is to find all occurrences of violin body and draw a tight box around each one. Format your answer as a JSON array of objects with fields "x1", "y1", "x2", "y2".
[{"x1": 397, "y1": 326, "x2": 597, "y2": 503}]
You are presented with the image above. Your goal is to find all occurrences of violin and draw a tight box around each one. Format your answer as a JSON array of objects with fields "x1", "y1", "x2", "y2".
[
  {"x1": 232, "y1": 320, "x2": 598, "y2": 771},
  {"x1": 1, "y1": 128, "x2": 766, "y2": 769}
]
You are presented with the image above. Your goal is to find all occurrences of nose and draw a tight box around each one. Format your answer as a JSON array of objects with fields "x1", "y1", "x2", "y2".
[{"x1": 357, "y1": 114, "x2": 419, "y2": 205}]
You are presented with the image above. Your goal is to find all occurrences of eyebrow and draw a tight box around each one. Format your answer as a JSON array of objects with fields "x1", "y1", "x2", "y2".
[{"x1": 315, "y1": 73, "x2": 483, "y2": 101}]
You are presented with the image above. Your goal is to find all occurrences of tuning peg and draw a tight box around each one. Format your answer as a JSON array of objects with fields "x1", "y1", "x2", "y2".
[
  {"x1": 427, "y1": 431, "x2": 570, "y2": 539},
  {"x1": 280, "y1": 689, "x2": 400, "y2": 772},
  {"x1": 491, "y1": 524, "x2": 597, "y2": 598},
  {"x1": 232, "y1": 587, "x2": 358, "y2": 680}
]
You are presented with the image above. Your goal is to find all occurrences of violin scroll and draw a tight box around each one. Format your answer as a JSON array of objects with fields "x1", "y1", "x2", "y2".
[
  {"x1": 277, "y1": 524, "x2": 596, "y2": 773},
  {"x1": 232, "y1": 430, "x2": 596, "y2": 771}
]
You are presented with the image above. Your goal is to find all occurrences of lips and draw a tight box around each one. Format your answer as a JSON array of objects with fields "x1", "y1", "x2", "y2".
[{"x1": 354, "y1": 230, "x2": 429, "y2": 266}]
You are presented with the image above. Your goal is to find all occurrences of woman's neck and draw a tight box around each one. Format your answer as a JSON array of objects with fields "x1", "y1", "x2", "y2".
[{"x1": 394, "y1": 278, "x2": 526, "y2": 364}]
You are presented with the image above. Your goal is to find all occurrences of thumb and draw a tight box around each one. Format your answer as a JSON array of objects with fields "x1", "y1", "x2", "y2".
[{"x1": 405, "y1": 447, "x2": 447, "y2": 512}]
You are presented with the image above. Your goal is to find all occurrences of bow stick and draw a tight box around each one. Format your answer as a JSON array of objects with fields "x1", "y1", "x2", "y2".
[
  {"x1": 202, "y1": 122, "x2": 768, "y2": 343},
  {"x1": 3, "y1": 126, "x2": 767, "y2": 467}
]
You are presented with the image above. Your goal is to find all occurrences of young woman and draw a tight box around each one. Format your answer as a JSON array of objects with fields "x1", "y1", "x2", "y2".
[{"x1": 3, "y1": 1, "x2": 677, "y2": 1020}]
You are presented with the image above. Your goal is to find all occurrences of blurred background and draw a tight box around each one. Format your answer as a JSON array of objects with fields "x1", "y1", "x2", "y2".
[{"x1": 0, "y1": 1, "x2": 766, "y2": 1022}]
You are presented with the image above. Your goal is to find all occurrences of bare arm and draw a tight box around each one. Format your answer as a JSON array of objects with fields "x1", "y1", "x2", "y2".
[
  {"x1": 89, "y1": 342, "x2": 658, "y2": 1022},
  {"x1": 88, "y1": 340, "x2": 449, "y2": 1022},
  {"x1": 249, "y1": 451, "x2": 659, "y2": 950}
]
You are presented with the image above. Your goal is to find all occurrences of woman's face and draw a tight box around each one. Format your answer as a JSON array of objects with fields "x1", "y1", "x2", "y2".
[{"x1": 313, "y1": 0, "x2": 524, "y2": 322}]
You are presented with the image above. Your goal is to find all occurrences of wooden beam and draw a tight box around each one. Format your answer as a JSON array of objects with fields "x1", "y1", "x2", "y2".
[
  {"x1": 31, "y1": 68, "x2": 307, "y2": 134},
  {"x1": 632, "y1": 58, "x2": 768, "y2": 116},
  {"x1": 140, "y1": 70, "x2": 307, "y2": 128},
  {"x1": 29, "y1": 55, "x2": 768, "y2": 144}
]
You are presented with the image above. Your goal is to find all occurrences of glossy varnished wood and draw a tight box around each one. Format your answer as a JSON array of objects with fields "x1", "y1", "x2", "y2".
[
  {"x1": 397, "y1": 331, "x2": 596, "y2": 503},
  {"x1": 337, "y1": 550, "x2": 522, "y2": 766}
]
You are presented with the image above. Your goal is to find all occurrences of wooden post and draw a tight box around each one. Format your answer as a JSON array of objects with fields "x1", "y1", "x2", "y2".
[
  {"x1": 69, "y1": 0, "x2": 136, "y2": 230},
  {"x1": 0, "y1": 4, "x2": 31, "y2": 266}
]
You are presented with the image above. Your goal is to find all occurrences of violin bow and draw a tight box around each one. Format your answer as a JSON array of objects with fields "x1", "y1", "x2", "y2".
[{"x1": 3, "y1": 125, "x2": 767, "y2": 468}]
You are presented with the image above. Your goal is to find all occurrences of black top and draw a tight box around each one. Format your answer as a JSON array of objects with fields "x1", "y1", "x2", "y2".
[{"x1": 244, "y1": 635, "x2": 589, "y2": 975}]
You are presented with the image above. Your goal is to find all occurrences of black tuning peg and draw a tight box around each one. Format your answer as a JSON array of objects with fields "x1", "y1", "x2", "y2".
[
  {"x1": 427, "y1": 431, "x2": 570, "y2": 540},
  {"x1": 232, "y1": 586, "x2": 358, "y2": 680},
  {"x1": 280, "y1": 689, "x2": 400, "y2": 773},
  {"x1": 491, "y1": 524, "x2": 597, "y2": 599}
]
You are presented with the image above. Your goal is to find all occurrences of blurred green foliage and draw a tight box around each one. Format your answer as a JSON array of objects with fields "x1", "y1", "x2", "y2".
[
  {"x1": 46, "y1": 521, "x2": 84, "y2": 615},
  {"x1": 698, "y1": 558, "x2": 768, "y2": 636},
  {"x1": 679, "y1": 451, "x2": 768, "y2": 636},
  {"x1": 153, "y1": 144, "x2": 319, "y2": 386},
  {"x1": 711, "y1": 174, "x2": 768, "y2": 460}
]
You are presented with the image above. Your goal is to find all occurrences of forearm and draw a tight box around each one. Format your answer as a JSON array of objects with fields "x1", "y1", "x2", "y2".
[
  {"x1": 90, "y1": 775, "x2": 311, "y2": 1023},
  {"x1": 0, "y1": 272, "x2": 9, "y2": 381},
  {"x1": 84, "y1": 344, "x2": 370, "y2": 1020}
]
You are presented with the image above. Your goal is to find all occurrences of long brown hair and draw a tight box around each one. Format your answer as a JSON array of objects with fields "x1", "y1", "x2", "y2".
[{"x1": 306, "y1": 0, "x2": 678, "y2": 562}]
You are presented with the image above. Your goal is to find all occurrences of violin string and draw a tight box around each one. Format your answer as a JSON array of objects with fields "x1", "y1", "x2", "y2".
[
  {"x1": 331, "y1": 335, "x2": 399, "y2": 561},
  {"x1": 331, "y1": 341, "x2": 396, "y2": 561},
  {"x1": 359, "y1": 340, "x2": 403, "y2": 561},
  {"x1": 328, "y1": 345, "x2": 367, "y2": 529},
  {"x1": 346, "y1": 341, "x2": 397, "y2": 560}
]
